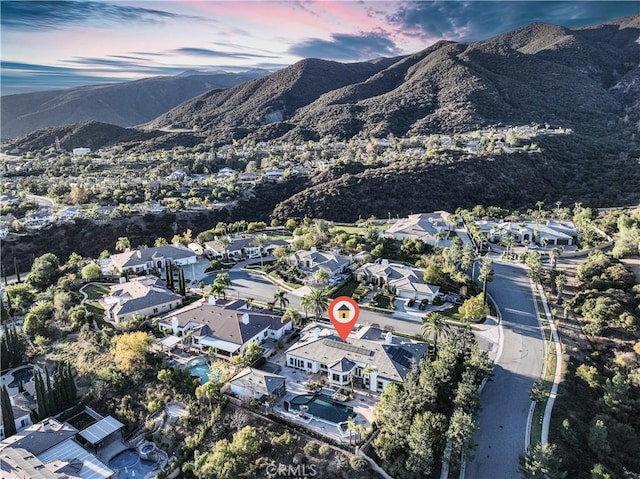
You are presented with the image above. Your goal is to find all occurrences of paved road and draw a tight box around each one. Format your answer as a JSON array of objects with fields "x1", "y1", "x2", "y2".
[
  {"x1": 25, "y1": 194, "x2": 54, "y2": 209},
  {"x1": 203, "y1": 268, "x2": 424, "y2": 336},
  {"x1": 465, "y1": 261, "x2": 545, "y2": 479}
]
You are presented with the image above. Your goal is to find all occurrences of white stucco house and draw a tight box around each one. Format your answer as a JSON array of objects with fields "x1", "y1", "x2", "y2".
[
  {"x1": 286, "y1": 248, "x2": 353, "y2": 279},
  {"x1": 109, "y1": 244, "x2": 197, "y2": 275},
  {"x1": 386, "y1": 211, "x2": 456, "y2": 246},
  {"x1": 158, "y1": 298, "x2": 292, "y2": 358},
  {"x1": 100, "y1": 276, "x2": 183, "y2": 323},
  {"x1": 355, "y1": 260, "x2": 440, "y2": 303},
  {"x1": 228, "y1": 367, "x2": 286, "y2": 400},
  {"x1": 285, "y1": 324, "x2": 428, "y2": 393}
]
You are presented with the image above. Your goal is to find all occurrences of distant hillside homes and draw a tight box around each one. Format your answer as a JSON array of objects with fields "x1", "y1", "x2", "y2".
[{"x1": 385, "y1": 211, "x2": 458, "y2": 247}]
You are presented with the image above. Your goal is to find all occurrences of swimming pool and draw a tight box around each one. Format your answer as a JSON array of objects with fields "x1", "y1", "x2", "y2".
[
  {"x1": 290, "y1": 394, "x2": 355, "y2": 424},
  {"x1": 8, "y1": 367, "x2": 33, "y2": 388},
  {"x1": 109, "y1": 449, "x2": 157, "y2": 479},
  {"x1": 186, "y1": 357, "x2": 211, "y2": 383},
  {"x1": 185, "y1": 357, "x2": 225, "y2": 383}
]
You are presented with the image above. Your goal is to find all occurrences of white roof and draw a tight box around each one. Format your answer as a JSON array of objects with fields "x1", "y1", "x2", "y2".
[
  {"x1": 78, "y1": 416, "x2": 123, "y2": 445},
  {"x1": 38, "y1": 438, "x2": 113, "y2": 479},
  {"x1": 200, "y1": 337, "x2": 242, "y2": 353},
  {"x1": 159, "y1": 335, "x2": 182, "y2": 348}
]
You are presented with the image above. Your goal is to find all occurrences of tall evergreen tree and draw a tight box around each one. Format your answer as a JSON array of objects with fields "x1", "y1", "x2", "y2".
[
  {"x1": 52, "y1": 365, "x2": 64, "y2": 412},
  {"x1": 0, "y1": 334, "x2": 8, "y2": 370},
  {"x1": 14, "y1": 257, "x2": 21, "y2": 283},
  {"x1": 178, "y1": 268, "x2": 186, "y2": 296},
  {"x1": 1, "y1": 385, "x2": 16, "y2": 438},
  {"x1": 34, "y1": 370, "x2": 49, "y2": 419},
  {"x1": 66, "y1": 363, "x2": 77, "y2": 405}
]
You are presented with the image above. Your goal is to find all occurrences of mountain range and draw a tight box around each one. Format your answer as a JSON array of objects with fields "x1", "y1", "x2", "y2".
[
  {"x1": 2, "y1": 15, "x2": 639, "y2": 220},
  {"x1": 0, "y1": 70, "x2": 268, "y2": 139}
]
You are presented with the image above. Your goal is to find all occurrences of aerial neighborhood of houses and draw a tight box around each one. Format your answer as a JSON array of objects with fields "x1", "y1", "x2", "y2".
[{"x1": 0, "y1": 197, "x2": 615, "y2": 479}]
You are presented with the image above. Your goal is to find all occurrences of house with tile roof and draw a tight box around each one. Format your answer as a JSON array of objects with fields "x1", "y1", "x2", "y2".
[
  {"x1": 286, "y1": 248, "x2": 353, "y2": 279},
  {"x1": 386, "y1": 211, "x2": 456, "y2": 246},
  {"x1": 285, "y1": 324, "x2": 428, "y2": 393},
  {"x1": 157, "y1": 298, "x2": 292, "y2": 358},
  {"x1": 205, "y1": 235, "x2": 289, "y2": 260},
  {"x1": 109, "y1": 244, "x2": 196, "y2": 275},
  {"x1": 100, "y1": 276, "x2": 182, "y2": 323},
  {"x1": 481, "y1": 220, "x2": 577, "y2": 246},
  {"x1": 355, "y1": 261, "x2": 440, "y2": 303},
  {"x1": 228, "y1": 367, "x2": 286, "y2": 400}
]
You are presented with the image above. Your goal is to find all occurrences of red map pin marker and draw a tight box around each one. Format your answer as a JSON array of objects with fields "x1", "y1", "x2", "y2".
[{"x1": 328, "y1": 296, "x2": 360, "y2": 341}]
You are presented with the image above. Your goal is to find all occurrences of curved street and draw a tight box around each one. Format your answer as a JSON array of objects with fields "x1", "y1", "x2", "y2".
[{"x1": 465, "y1": 261, "x2": 545, "y2": 479}]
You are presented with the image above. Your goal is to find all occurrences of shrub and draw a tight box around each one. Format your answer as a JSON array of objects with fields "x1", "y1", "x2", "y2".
[
  {"x1": 303, "y1": 441, "x2": 319, "y2": 456},
  {"x1": 349, "y1": 455, "x2": 367, "y2": 471},
  {"x1": 318, "y1": 444, "x2": 331, "y2": 457}
]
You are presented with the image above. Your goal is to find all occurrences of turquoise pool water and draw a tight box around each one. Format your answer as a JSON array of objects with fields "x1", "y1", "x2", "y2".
[
  {"x1": 186, "y1": 357, "x2": 211, "y2": 383},
  {"x1": 290, "y1": 394, "x2": 355, "y2": 424},
  {"x1": 109, "y1": 449, "x2": 157, "y2": 479}
]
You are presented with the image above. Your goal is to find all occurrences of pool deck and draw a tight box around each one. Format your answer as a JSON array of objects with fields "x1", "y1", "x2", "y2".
[
  {"x1": 267, "y1": 348, "x2": 377, "y2": 443},
  {"x1": 1, "y1": 365, "x2": 39, "y2": 395}
]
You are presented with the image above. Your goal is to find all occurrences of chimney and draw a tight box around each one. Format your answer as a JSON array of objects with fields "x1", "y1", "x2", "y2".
[
  {"x1": 208, "y1": 296, "x2": 217, "y2": 305},
  {"x1": 171, "y1": 316, "x2": 179, "y2": 335},
  {"x1": 242, "y1": 313, "x2": 250, "y2": 325},
  {"x1": 385, "y1": 331, "x2": 393, "y2": 344},
  {"x1": 310, "y1": 246, "x2": 317, "y2": 253}
]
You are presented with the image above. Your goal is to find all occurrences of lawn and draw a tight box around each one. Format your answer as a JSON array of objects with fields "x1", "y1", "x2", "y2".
[
  {"x1": 330, "y1": 223, "x2": 366, "y2": 235},
  {"x1": 328, "y1": 279, "x2": 361, "y2": 299},
  {"x1": 82, "y1": 282, "x2": 111, "y2": 301}
]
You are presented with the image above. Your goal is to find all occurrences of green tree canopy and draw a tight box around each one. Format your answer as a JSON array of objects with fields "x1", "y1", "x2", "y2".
[{"x1": 25, "y1": 253, "x2": 60, "y2": 290}]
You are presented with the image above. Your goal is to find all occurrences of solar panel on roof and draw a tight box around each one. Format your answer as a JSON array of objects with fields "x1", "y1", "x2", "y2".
[{"x1": 324, "y1": 339, "x2": 374, "y2": 357}]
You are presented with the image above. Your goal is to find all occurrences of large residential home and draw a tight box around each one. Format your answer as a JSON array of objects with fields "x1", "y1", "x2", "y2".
[
  {"x1": 0, "y1": 417, "x2": 115, "y2": 479},
  {"x1": 158, "y1": 298, "x2": 292, "y2": 358},
  {"x1": 286, "y1": 324, "x2": 428, "y2": 393},
  {"x1": 205, "y1": 236, "x2": 261, "y2": 260},
  {"x1": 356, "y1": 261, "x2": 440, "y2": 303},
  {"x1": 286, "y1": 248, "x2": 353, "y2": 279},
  {"x1": 0, "y1": 394, "x2": 32, "y2": 440},
  {"x1": 482, "y1": 220, "x2": 577, "y2": 246},
  {"x1": 204, "y1": 235, "x2": 288, "y2": 261},
  {"x1": 109, "y1": 244, "x2": 197, "y2": 275},
  {"x1": 100, "y1": 276, "x2": 182, "y2": 323},
  {"x1": 24, "y1": 209, "x2": 54, "y2": 228},
  {"x1": 386, "y1": 211, "x2": 456, "y2": 246},
  {"x1": 228, "y1": 367, "x2": 286, "y2": 401}
]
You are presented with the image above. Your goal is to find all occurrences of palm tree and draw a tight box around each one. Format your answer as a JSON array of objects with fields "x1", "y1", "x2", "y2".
[
  {"x1": 303, "y1": 289, "x2": 329, "y2": 321},
  {"x1": 478, "y1": 256, "x2": 494, "y2": 305},
  {"x1": 301, "y1": 294, "x2": 312, "y2": 321},
  {"x1": 245, "y1": 297, "x2": 255, "y2": 310},
  {"x1": 501, "y1": 234, "x2": 515, "y2": 258},
  {"x1": 555, "y1": 273, "x2": 567, "y2": 304},
  {"x1": 115, "y1": 236, "x2": 130, "y2": 252},
  {"x1": 252, "y1": 234, "x2": 267, "y2": 267},
  {"x1": 549, "y1": 247, "x2": 562, "y2": 269},
  {"x1": 536, "y1": 200, "x2": 545, "y2": 222},
  {"x1": 314, "y1": 269, "x2": 329, "y2": 288},
  {"x1": 219, "y1": 236, "x2": 231, "y2": 261},
  {"x1": 273, "y1": 289, "x2": 289, "y2": 311},
  {"x1": 282, "y1": 308, "x2": 305, "y2": 328},
  {"x1": 421, "y1": 312, "x2": 451, "y2": 355}
]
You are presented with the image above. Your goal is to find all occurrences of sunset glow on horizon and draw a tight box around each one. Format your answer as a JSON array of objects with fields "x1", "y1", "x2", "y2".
[{"x1": 1, "y1": 1, "x2": 637, "y2": 95}]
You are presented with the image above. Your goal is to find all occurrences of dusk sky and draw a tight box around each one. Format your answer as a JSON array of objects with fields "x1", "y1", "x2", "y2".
[{"x1": 1, "y1": 1, "x2": 638, "y2": 95}]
